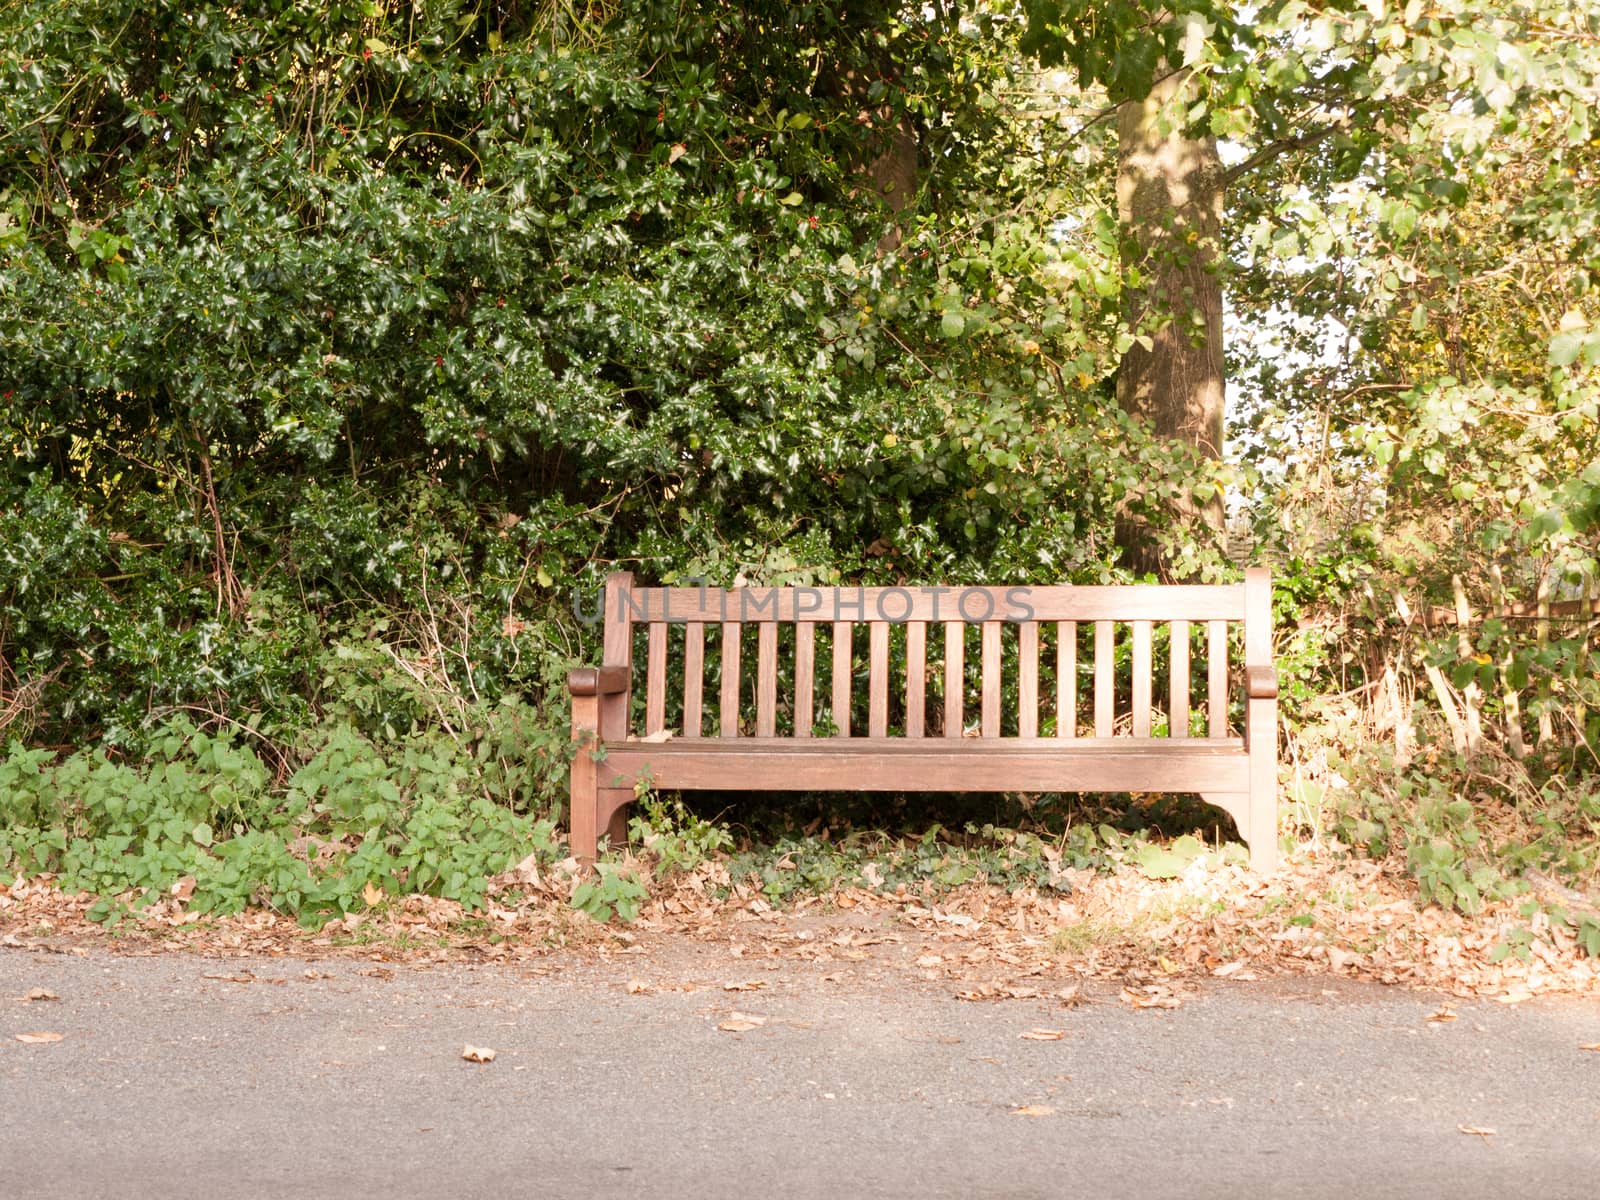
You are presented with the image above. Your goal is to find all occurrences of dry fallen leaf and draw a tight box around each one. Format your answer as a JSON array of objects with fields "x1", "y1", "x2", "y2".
[
  {"x1": 1019, "y1": 1028, "x2": 1066, "y2": 1041},
  {"x1": 722, "y1": 980, "x2": 766, "y2": 992},
  {"x1": 1426, "y1": 1007, "x2": 1458, "y2": 1023},
  {"x1": 461, "y1": 1045, "x2": 496, "y2": 1063},
  {"x1": 1013, "y1": 1105, "x2": 1056, "y2": 1117},
  {"x1": 626, "y1": 979, "x2": 653, "y2": 995},
  {"x1": 667, "y1": 143, "x2": 687, "y2": 166},
  {"x1": 1120, "y1": 987, "x2": 1181, "y2": 1010},
  {"x1": 15, "y1": 1031, "x2": 64, "y2": 1044},
  {"x1": 24, "y1": 988, "x2": 58, "y2": 1002},
  {"x1": 716, "y1": 1013, "x2": 766, "y2": 1033},
  {"x1": 362, "y1": 882, "x2": 385, "y2": 907}
]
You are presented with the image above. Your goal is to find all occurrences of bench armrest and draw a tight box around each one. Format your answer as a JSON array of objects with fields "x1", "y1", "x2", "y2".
[
  {"x1": 568, "y1": 665, "x2": 631, "y2": 697},
  {"x1": 1245, "y1": 665, "x2": 1278, "y2": 700}
]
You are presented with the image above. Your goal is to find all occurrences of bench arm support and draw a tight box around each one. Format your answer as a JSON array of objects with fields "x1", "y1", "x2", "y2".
[
  {"x1": 1245, "y1": 665, "x2": 1278, "y2": 699},
  {"x1": 568, "y1": 665, "x2": 631, "y2": 697}
]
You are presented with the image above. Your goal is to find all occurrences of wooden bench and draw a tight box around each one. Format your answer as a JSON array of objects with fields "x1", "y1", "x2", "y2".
[{"x1": 567, "y1": 570, "x2": 1279, "y2": 870}]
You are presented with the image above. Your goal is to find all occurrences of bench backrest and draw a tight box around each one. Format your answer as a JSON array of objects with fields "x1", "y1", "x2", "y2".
[{"x1": 594, "y1": 571, "x2": 1272, "y2": 742}]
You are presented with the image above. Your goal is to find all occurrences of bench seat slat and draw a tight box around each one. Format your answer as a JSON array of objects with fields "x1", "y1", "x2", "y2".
[{"x1": 603, "y1": 738, "x2": 1249, "y2": 794}]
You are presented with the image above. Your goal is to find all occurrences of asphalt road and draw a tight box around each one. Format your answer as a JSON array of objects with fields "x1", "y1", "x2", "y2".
[{"x1": 2, "y1": 946, "x2": 1597, "y2": 1199}]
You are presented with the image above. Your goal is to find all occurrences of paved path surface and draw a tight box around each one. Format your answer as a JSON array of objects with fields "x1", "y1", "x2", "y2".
[{"x1": 3, "y1": 946, "x2": 1597, "y2": 1198}]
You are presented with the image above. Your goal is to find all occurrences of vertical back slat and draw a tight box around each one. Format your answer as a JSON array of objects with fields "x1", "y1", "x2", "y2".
[
  {"x1": 831, "y1": 621, "x2": 852, "y2": 737},
  {"x1": 602, "y1": 572, "x2": 635, "y2": 739},
  {"x1": 1094, "y1": 620, "x2": 1114, "y2": 737},
  {"x1": 905, "y1": 621, "x2": 927, "y2": 738},
  {"x1": 794, "y1": 622, "x2": 815, "y2": 738},
  {"x1": 1169, "y1": 619, "x2": 1190, "y2": 738},
  {"x1": 645, "y1": 622, "x2": 667, "y2": 736},
  {"x1": 720, "y1": 621, "x2": 741, "y2": 737},
  {"x1": 1131, "y1": 619, "x2": 1152, "y2": 738},
  {"x1": 1208, "y1": 619, "x2": 1228, "y2": 737},
  {"x1": 1056, "y1": 621, "x2": 1077, "y2": 739},
  {"x1": 756, "y1": 623, "x2": 778, "y2": 737},
  {"x1": 981, "y1": 622, "x2": 1002, "y2": 738},
  {"x1": 1018, "y1": 621, "x2": 1039, "y2": 738},
  {"x1": 682, "y1": 621, "x2": 704, "y2": 737},
  {"x1": 868, "y1": 622, "x2": 889, "y2": 737},
  {"x1": 944, "y1": 621, "x2": 964, "y2": 737}
]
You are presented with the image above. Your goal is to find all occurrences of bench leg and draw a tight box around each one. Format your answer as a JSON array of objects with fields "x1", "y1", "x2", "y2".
[
  {"x1": 570, "y1": 693, "x2": 601, "y2": 863},
  {"x1": 600, "y1": 787, "x2": 633, "y2": 847},
  {"x1": 1244, "y1": 784, "x2": 1279, "y2": 873},
  {"x1": 1197, "y1": 791, "x2": 1275, "y2": 872},
  {"x1": 1246, "y1": 696, "x2": 1280, "y2": 874},
  {"x1": 1244, "y1": 780, "x2": 1279, "y2": 873}
]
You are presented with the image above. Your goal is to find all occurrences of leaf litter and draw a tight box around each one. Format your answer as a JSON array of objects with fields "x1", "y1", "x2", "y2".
[{"x1": 2, "y1": 842, "x2": 1598, "y2": 1004}]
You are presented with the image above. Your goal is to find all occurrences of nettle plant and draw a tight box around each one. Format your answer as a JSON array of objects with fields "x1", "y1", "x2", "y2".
[{"x1": 0, "y1": 720, "x2": 560, "y2": 928}]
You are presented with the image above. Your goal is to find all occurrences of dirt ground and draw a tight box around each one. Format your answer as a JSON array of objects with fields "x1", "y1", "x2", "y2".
[{"x1": 5, "y1": 846, "x2": 1598, "y2": 1006}]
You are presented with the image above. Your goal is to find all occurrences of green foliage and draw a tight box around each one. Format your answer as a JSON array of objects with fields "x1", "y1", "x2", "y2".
[
  {"x1": 0, "y1": 716, "x2": 560, "y2": 928},
  {"x1": 0, "y1": 0, "x2": 1148, "y2": 751},
  {"x1": 570, "y1": 862, "x2": 649, "y2": 924},
  {"x1": 1323, "y1": 733, "x2": 1600, "y2": 922},
  {"x1": 629, "y1": 791, "x2": 734, "y2": 876}
]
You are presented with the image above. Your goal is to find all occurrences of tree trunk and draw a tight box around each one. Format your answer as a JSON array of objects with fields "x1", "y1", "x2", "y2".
[{"x1": 1114, "y1": 66, "x2": 1225, "y2": 577}]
